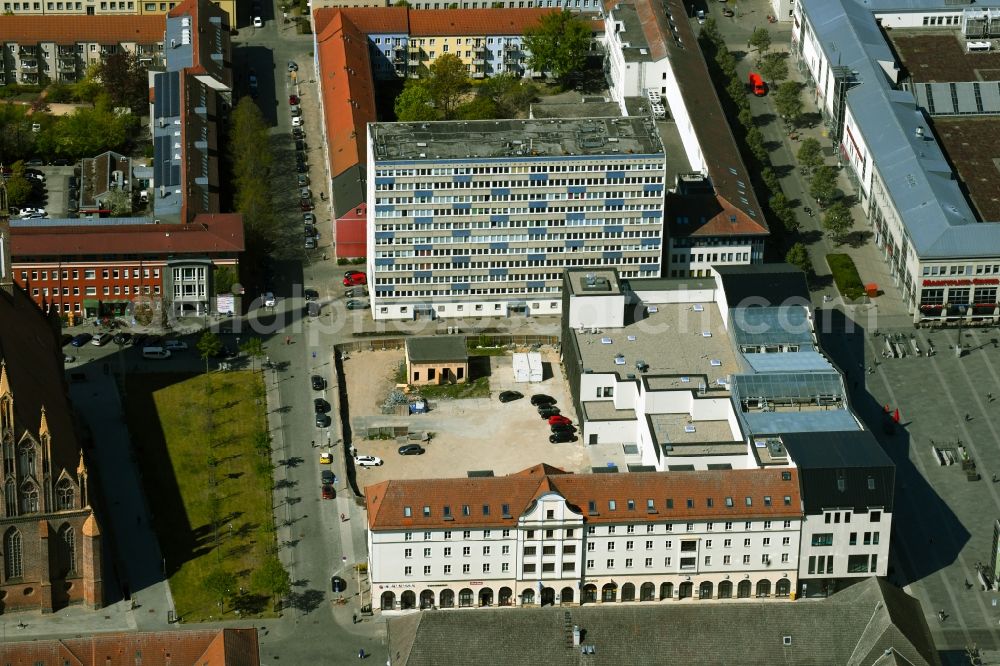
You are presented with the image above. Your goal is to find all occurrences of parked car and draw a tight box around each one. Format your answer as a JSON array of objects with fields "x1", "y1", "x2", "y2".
[
  {"x1": 303, "y1": 212, "x2": 316, "y2": 225},
  {"x1": 304, "y1": 288, "x2": 319, "y2": 301},
  {"x1": 290, "y1": 106, "x2": 302, "y2": 118},
  {"x1": 551, "y1": 423, "x2": 576, "y2": 434},
  {"x1": 314, "y1": 398, "x2": 330, "y2": 413},
  {"x1": 696, "y1": 9, "x2": 705, "y2": 23},
  {"x1": 346, "y1": 299, "x2": 368, "y2": 310},
  {"x1": 321, "y1": 470, "x2": 336, "y2": 485},
  {"x1": 320, "y1": 451, "x2": 332, "y2": 464},
  {"x1": 296, "y1": 161, "x2": 308, "y2": 173},
  {"x1": 311, "y1": 374, "x2": 326, "y2": 390},
  {"x1": 498, "y1": 390, "x2": 523, "y2": 403},
  {"x1": 300, "y1": 199, "x2": 314, "y2": 212},
  {"x1": 297, "y1": 174, "x2": 310, "y2": 187},
  {"x1": 92, "y1": 333, "x2": 113, "y2": 346},
  {"x1": 63, "y1": 354, "x2": 76, "y2": 364},
  {"x1": 354, "y1": 455, "x2": 384, "y2": 467},
  {"x1": 50, "y1": 158, "x2": 72, "y2": 166},
  {"x1": 61, "y1": 333, "x2": 73, "y2": 347},
  {"x1": 289, "y1": 94, "x2": 300, "y2": 105},
  {"x1": 530, "y1": 394, "x2": 556, "y2": 406},
  {"x1": 295, "y1": 139, "x2": 307, "y2": 152},
  {"x1": 304, "y1": 224, "x2": 319, "y2": 238},
  {"x1": 343, "y1": 272, "x2": 366, "y2": 287},
  {"x1": 164, "y1": 340, "x2": 188, "y2": 351},
  {"x1": 316, "y1": 413, "x2": 332, "y2": 428},
  {"x1": 538, "y1": 406, "x2": 561, "y2": 419},
  {"x1": 305, "y1": 237, "x2": 317, "y2": 250},
  {"x1": 549, "y1": 431, "x2": 577, "y2": 443},
  {"x1": 307, "y1": 301, "x2": 320, "y2": 316},
  {"x1": 112, "y1": 332, "x2": 133, "y2": 345},
  {"x1": 722, "y1": 6, "x2": 734, "y2": 16},
  {"x1": 548, "y1": 415, "x2": 572, "y2": 426},
  {"x1": 398, "y1": 444, "x2": 425, "y2": 456},
  {"x1": 292, "y1": 116, "x2": 303, "y2": 127},
  {"x1": 321, "y1": 484, "x2": 335, "y2": 499},
  {"x1": 292, "y1": 127, "x2": 304, "y2": 140},
  {"x1": 299, "y1": 186, "x2": 311, "y2": 200},
  {"x1": 263, "y1": 291, "x2": 276, "y2": 307},
  {"x1": 252, "y1": 15, "x2": 263, "y2": 27}
]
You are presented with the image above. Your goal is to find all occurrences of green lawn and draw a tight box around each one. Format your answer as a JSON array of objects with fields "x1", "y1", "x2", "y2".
[
  {"x1": 125, "y1": 372, "x2": 276, "y2": 622},
  {"x1": 414, "y1": 375, "x2": 490, "y2": 400},
  {"x1": 826, "y1": 253, "x2": 866, "y2": 300}
]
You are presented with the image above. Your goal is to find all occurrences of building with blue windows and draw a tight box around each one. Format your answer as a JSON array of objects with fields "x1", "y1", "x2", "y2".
[{"x1": 366, "y1": 117, "x2": 666, "y2": 320}]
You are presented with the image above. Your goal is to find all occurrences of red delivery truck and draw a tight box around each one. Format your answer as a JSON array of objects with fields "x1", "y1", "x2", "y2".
[{"x1": 748, "y1": 72, "x2": 766, "y2": 96}]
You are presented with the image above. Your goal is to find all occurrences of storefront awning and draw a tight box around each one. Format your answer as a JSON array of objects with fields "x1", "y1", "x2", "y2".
[{"x1": 82, "y1": 299, "x2": 100, "y2": 308}]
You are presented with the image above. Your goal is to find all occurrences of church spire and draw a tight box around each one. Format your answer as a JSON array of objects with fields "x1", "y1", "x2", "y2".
[{"x1": 0, "y1": 178, "x2": 12, "y2": 296}]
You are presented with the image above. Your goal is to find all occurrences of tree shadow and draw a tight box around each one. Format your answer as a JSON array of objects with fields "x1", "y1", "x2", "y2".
[
  {"x1": 288, "y1": 588, "x2": 325, "y2": 614},
  {"x1": 755, "y1": 112, "x2": 777, "y2": 126},
  {"x1": 771, "y1": 163, "x2": 795, "y2": 178},
  {"x1": 292, "y1": 578, "x2": 310, "y2": 588},
  {"x1": 844, "y1": 230, "x2": 873, "y2": 248},
  {"x1": 233, "y1": 593, "x2": 269, "y2": 615},
  {"x1": 280, "y1": 456, "x2": 304, "y2": 468},
  {"x1": 274, "y1": 478, "x2": 298, "y2": 490},
  {"x1": 800, "y1": 111, "x2": 822, "y2": 128},
  {"x1": 797, "y1": 229, "x2": 824, "y2": 245}
]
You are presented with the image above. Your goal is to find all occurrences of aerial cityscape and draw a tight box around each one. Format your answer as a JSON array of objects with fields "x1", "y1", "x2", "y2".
[{"x1": 0, "y1": 0, "x2": 998, "y2": 661}]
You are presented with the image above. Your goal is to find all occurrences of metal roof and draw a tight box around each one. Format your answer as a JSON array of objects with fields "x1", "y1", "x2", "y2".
[
  {"x1": 730, "y1": 306, "x2": 814, "y2": 347},
  {"x1": 742, "y1": 351, "x2": 832, "y2": 373},
  {"x1": 912, "y1": 81, "x2": 1000, "y2": 116},
  {"x1": 858, "y1": 0, "x2": 1000, "y2": 11},
  {"x1": 802, "y1": 0, "x2": 1000, "y2": 259},
  {"x1": 742, "y1": 410, "x2": 861, "y2": 434}
]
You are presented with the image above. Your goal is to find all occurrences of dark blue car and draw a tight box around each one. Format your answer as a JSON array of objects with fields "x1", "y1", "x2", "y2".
[{"x1": 70, "y1": 333, "x2": 93, "y2": 347}]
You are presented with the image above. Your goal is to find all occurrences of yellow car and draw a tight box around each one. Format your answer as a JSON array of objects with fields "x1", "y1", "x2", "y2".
[{"x1": 320, "y1": 451, "x2": 332, "y2": 465}]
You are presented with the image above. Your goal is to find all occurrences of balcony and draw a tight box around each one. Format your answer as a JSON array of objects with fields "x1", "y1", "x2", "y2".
[
  {"x1": 20, "y1": 60, "x2": 39, "y2": 73},
  {"x1": 472, "y1": 56, "x2": 485, "y2": 65},
  {"x1": 21, "y1": 72, "x2": 40, "y2": 84},
  {"x1": 471, "y1": 69, "x2": 486, "y2": 79},
  {"x1": 19, "y1": 46, "x2": 38, "y2": 56},
  {"x1": 504, "y1": 43, "x2": 519, "y2": 52},
  {"x1": 58, "y1": 60, "x2": 77, "y2": 73}
]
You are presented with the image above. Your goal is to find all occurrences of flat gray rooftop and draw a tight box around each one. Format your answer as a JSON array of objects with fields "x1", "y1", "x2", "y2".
[
  {"x1": 566, "y1": 269, "x2": 621, "y2": 296},
  {"x1": 370, "y1": 117, "x2": 664, "y2": 162},
  {"x1": 574, "y1": 301, "x2": 739, "y2": 380},
  {"x1": 649, "y1": 414, "x2": 739, "y2": 447},
  {"x1": 530, "y1": 100, "x2": 622, "y2": 119}
]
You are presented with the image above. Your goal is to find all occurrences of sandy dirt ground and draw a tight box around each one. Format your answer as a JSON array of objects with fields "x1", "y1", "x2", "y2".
[{"x1": 342, "y1": 349, "x2": 589, "y2": 488}]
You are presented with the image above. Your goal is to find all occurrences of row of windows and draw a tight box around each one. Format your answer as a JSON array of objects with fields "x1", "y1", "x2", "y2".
[
  {"x1": 404, "y1": 562, "x2": 513, "y2": 576},
  {"x1": 672, "y1": 252, "x2": 750, "y2": 264},
  {"x1": 21, "y1": 267, "x2": 160, "y2": 281},
  {"x1": 376, "y1": 178, "x2": 661, "y2": 192},
  {"x1": 377, "y1": 187, "x2": 661, "y2": 204},
  {"x1": 921, "y1": 14, "x2": 959, "y2": 26},
  {"x1": 824, "y1": 510, "x2": 881, "y2": 524},
  {"x1": 374, "y1": 218, "x2": 659, "y2": 231},
  {"x1": 376, "y1": 163, "x2": 659, "y2": 178},
  {"x1": 374, "y1": 204, "x2": 659, "y2": 218},
  {"x1": 811, "y1": 531, "x2": 881, "y2": 547},
  {"x1": 31, "y1": 284, "x2": 160, "y2": 298},
  {"x1": 586, "y1": 554, "x2": 791, "y2": 569},
  {"x1": 919, "y1": 287, "x2": 997, "y2": 306},
  {"x1": 374, "y1": 255, "x2": 654, "y2": 275},
  {"x1": 397, "y1": 519, "x2": 796, "y2": 539},
  {"x1": 921, "y1": 264, "x2": 1000, "y2": 277},
  {"x1": 588, "y1": 537, "x2": 794, "y2": 551}
]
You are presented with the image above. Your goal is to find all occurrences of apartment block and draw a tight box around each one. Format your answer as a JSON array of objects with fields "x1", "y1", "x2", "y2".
[
  {"x1": 366, "y1": 117, "x2": 666, "y2": 320},
  {"x1": 0, "y1": 0, "x2": 234, "y2": 25},
  {"x1": 366, "y1": 464, "x2": 803, "y2": 610},
  {"x1": 311, "y1": 0, "x2": 603, "y2": 12},
  {"x1": 0, "y1": 16, "x2": 165, "y2": 84}
]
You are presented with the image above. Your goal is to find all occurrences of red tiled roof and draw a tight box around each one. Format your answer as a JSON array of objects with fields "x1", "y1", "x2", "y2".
[
  {"x1": 667, "y1": 193, "x2": 769, "y2": 237},
  {"x1": 315, "y1": 11, "x2": 377, "y2": 180},
  {"x1": 11, "y1": 214, "x2": 245, "y2": 257},
  {"x1": 335, "y1": 202, "x2": 367, "y2": 259},
  {"x1": 366, "y1": 466, "x2": 801, "y2": 531},
  {"x1": 339, "y1": 6, "x2": 410, "y2": 34},
  {"x1": 0, "y1": 15, "x2": 165, "y2": 44},
  {"x1": 0, "y1": 628, "x2": 260, "y2": 666},
  {"x1": 408, "y1": 8, "x2": 556, "y2": 36}
]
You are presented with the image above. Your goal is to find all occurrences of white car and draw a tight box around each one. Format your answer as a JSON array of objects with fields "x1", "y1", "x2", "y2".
[
  {"x1": 354, "y1": 455, "x2": 384, "y2": 467},
  {"x1": 164, "y1": 340, "x2": 188, "y2": 351},
  {"x1": 291, "y1": 116, "x2": 303, "y2": 128},
  {"x1": 263, "y1": 292, "x2": 276, "y2": 307},
  {"x1": 252, "y1": 16, "x2": 263, "y2": 27},
  {"x1": 19, "y1": 207, "x2": 46, "y2": 216}
]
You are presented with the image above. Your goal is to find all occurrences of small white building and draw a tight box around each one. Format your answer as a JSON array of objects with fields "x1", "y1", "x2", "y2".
[
  {"x1": 527, "y1": 352, "x2": 543, "y2": 383},
  {"x1": 512, "y1": 353, "x2": 530, "y2": 383}
]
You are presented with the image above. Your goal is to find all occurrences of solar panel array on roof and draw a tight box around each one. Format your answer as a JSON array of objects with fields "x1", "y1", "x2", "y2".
[
  {"x1": 912, "y1": 81, "x2": 1000, "y2": 116},
  {"x1": 153, "y1": 135, "x2": 175, "y2": 187},
  {"x1": 153, "y1": 71, "x2": 181, "y2": 119}
]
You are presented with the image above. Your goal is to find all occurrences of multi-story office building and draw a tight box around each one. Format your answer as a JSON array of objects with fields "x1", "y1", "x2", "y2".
[
  {"x1": 0, "y1": 0, "x2": 234, "y2": 26},
  {"x1": 0, "y1": 16, "x2": 164, "y2": 85},
  {"x1": 365, "y1": 117, "x2": 666, "y2": 320},
  {"x1": 312, "y1": 0, "x2": 602, "y2": 12},
  {"x1": 794, "y1": 0, "x2": 1000, "y2": 322},
  {"x1": 366, "y1": 463, "x2": 803, "y2": 610}
]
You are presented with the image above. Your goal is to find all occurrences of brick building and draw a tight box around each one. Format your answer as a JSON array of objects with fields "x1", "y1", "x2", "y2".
[{"x1": 0, "y1": 183, "x2": 103, "y2": 614}]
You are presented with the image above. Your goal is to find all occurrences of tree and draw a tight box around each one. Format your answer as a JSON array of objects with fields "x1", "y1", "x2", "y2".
[
  {"x1": 97, "y1": 51, "x2": 150, "y2": 114},
  {"x1": 699, "y1": 17, "x2": 723, "y2": 48},
  {"x1": 213, "y1": 265, "x2": 237, "y2": 295},
  {"x1": 72, "y1": 63, "x2": 103, "y2": 104},
  {"x1": 251, "y1": 557, "x2": 292, "y2": 611},
  {"x1": 777, "y1": 206, "x2": 800, "y2": 234},
  {"x1": 240, "y1": 337, "x2": 265, "y2": 372},
  {"x1": 523, "y1": 10, "x2": 591, "y2": 82},
  {"x1": 204, "y1": 568, "x2": 237, "y2": 613},
  {"x1": 746, "y1": 126, "x2": 768, "y2": 162},
  {"x1": 785, "y1": 243, "x2": 813, "y2": 274},
  {"x1": 822, "y1": 201, "x2": 853, "y2": 242},
  {"x1": 456, "y1": 96, "x2": 499, "y2": 120},
  {"x1": 103, "y1": 189, "x2": 132, "y2": 217},
  {"x1": 4, "y1": 161, "x2": 34, "y2": 207},
  {"x1": 748, "y1": 27, "x2": 772, "y2": 56},
  {"x1": 727, "y1": 76, "x2": 748, "y2": 106},
  {"x1": 810, "y1": 165, "x2": 838, "y2": 206},
  {"x1": 715, "y1": 49, "x2": 737, "y2": 79},
  {"x1": 394, "y1": 80, "x2": 438, "y2": 122},
  {"x1": 796, "y1": 137, "x2": 823, "y2": 175},
  {"x1": 737, "y1": 107, "x2": 754, "y2": 130},
  {"x1": 197, "y1": 331, "x2": 223, "y2": 374},
  {"x1": 426, "y1": 54, "x2": 469, "y2": 119},
  {"x1": 478, "y1": 72, "x2": 537, "y2": 117},
  {"x1": 34, "y1": 95, "x2": 134, "y2": 159},
  {"x1": 758, "y1": 52, "x2": 788, "y2": 85},
  {"x1": 773, "y1": 81, "x2": 803, "y2": 126}
]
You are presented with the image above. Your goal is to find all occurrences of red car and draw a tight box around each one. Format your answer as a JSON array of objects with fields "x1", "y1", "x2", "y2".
[
  {"x1": 343, "y1": 273, "x2": 367, "y2": 287},
  {"x1": 300, "y1": 199, "x2": 314, "y2": 212},
  {"x1": 289, "y1": 94, "x2": 300, "y2": 105},
  {"x1": 322, "y1": 484, "x2": 335, "y2": 499},
  {"x1": 549, "y1": 415, "x2": 572, "y2": 426}
]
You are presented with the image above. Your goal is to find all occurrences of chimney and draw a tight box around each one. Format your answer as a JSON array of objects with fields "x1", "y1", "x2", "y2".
[{"x1": 0, "y1": 180, "x2": 12, "y2": 295}]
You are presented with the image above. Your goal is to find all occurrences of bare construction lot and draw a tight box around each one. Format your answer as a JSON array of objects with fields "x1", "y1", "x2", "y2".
[{"x1": 342, "y1": 348, "x2": 589, "y2": 485}]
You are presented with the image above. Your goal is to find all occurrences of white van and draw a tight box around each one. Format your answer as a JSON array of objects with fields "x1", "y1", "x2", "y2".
[{"x1": 142, "y1": 346, "x2": 172, "y2": 359}]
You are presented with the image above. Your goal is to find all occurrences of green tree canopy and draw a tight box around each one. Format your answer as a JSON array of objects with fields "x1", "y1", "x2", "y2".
[
  {"x1": 523, "y1": 10, "x2": 591, "y2": 82},
  {"x1": 456, "y1": 96, "x2": 499, "y2": 120},
  {"x1": 203, "y1": 569, "x2": 237, "y2": 613},
  {"x1": 758, "y1": 52, "x2": 788, "y2": 85},
  {"x1": 34, "y1": 95, "x2": 134, "y2": 159},
  {"x1": 394, "y1": 80, "x2": 439, "y2": 122},
  {"x1": 774, "y1": 81, "x2": 803, "y2": 126},
  {"x1": 251, "y1": 557, "x2": 291, "y2": 611},
  {"x1": 785, "y1": 243, "x2": 813, "y2": 274},
  {"x1": 796, "y1": 137, "x2": 824, "y2": 174},
  {"x1": 213, "y1": 265, "x2": 238, "y2": 295},
  {"x1": 240, "y1": 337, "x2": 265, "y2": 372},
  {"x1": 97, "y1": 51, "x2": 150, "y2": 114},
  {"x1": 822, "y1": 201, "x2": 853, "y2": 241},
  {"x1": 427, "y1": 54, "x2": 470, "y2": 119},
  {"x1": 104, "y1": 188, "x2": 133, "y2": 217},
  {"x1": 4, "y1": 161, "x2": 34, "y2": 207},
  {"x1": 748, "y1": 27, "x2": 772, "y2": 56},
  {"x1": 810, "y1": 165, "x2": 839, "y2": 206},
  {"x1": 197, "y1": 331, "x2": 223, "y2": 374},
  {"x1": 478, "y1": 72, "x2": 538, "y2": 117}
]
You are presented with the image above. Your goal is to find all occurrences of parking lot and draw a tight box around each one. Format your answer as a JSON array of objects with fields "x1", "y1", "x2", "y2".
[{"x1": 343, "y1": 349, "x2": 590, "y2": 485}]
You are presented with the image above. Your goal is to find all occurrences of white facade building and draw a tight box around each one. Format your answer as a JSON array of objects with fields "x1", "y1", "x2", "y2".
[
  {"x1": 366, "y1": 464, "x2": 803, "y2": 610},
  {"x1": 366, "y1": 117, "x2": 667, "y2": 321}
]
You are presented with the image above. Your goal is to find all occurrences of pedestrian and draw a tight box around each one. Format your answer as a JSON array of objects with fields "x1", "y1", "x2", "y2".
[
  {"x1": 341, "y1": 513, "x2": 346, "y2": 522},
  {"x1": 311, "y1": 440, "x2": 316, "y2": 448},
  {"x1": 352, "y1": 613, "x2": 358, "y2": 624},
  {"x1": 966, "y1": 413, "x2": 972, "y2": 422},
  {"x1": 938, "y1": 609, "x2": 946, "y2": 622},
  {"x1": 993, "y1": 474, "x2": 998, "y2": 483},
  {"x1": 989, "y1": 392, "x2": 994, "y2": 402},
  {"x1": 358, "y1": 648, "x2": 365, "y2": 659}
]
